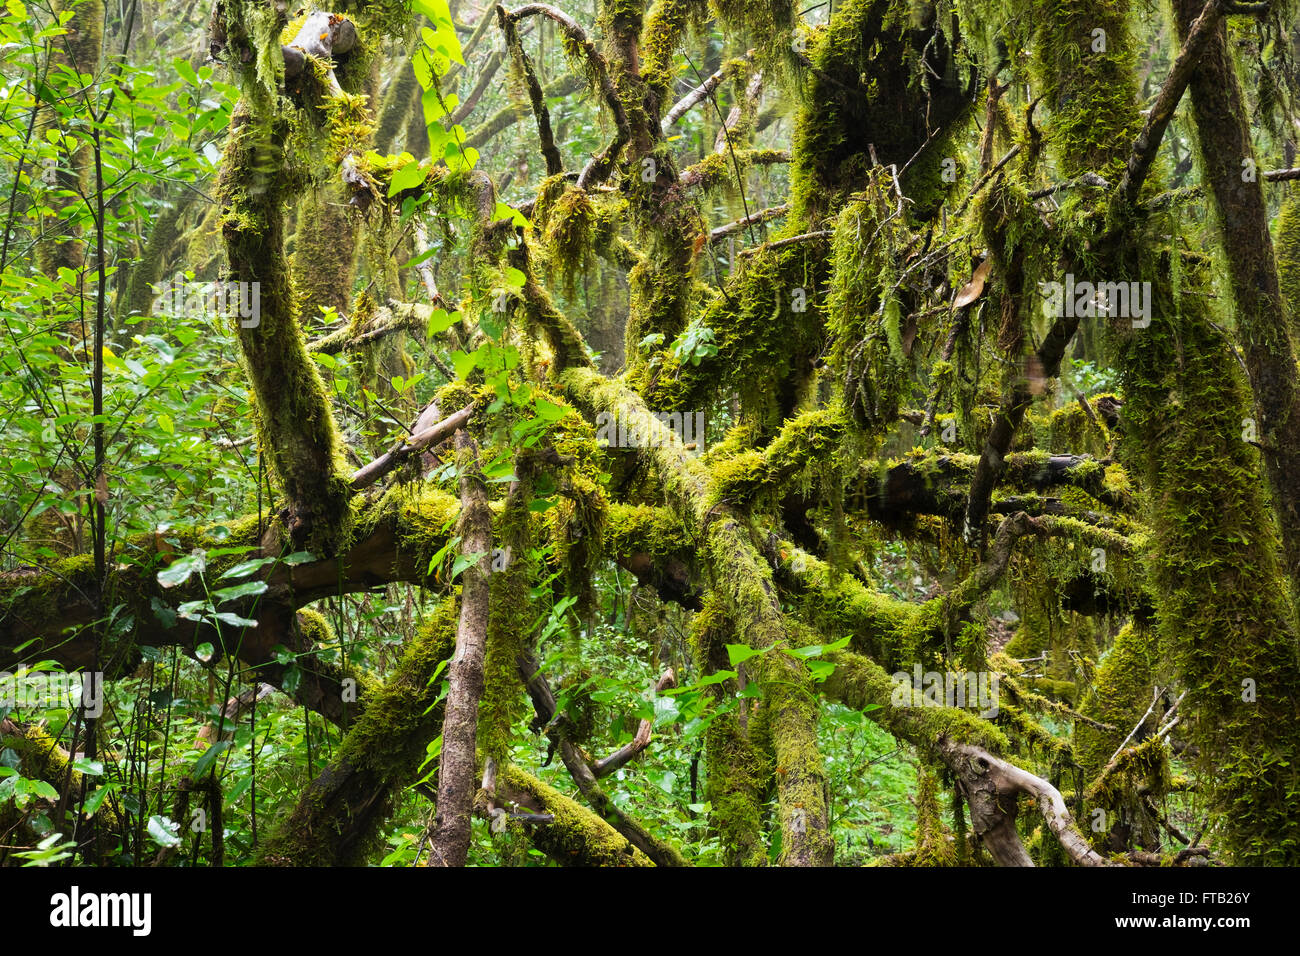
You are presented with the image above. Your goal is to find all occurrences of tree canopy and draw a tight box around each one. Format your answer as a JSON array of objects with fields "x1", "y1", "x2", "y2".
[{"x1": 2, "y1": 0, "x2": 1300, "y2": 869}]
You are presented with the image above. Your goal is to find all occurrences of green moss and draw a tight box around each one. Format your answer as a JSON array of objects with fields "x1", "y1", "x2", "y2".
[
  {"x1": 708, "y1": 0, "x2": 795, "y2": 72},
  {"x1": 1276, "y1": 189, "x2": 1300, "y2": 336},
  {"x1": 216, "y1": 92, "x2": 352, "y2": 553},
  {"x1": 673, "y1": 239, "x2": 827, "y2": 421},
  {"x1": 1046, "y1": 396, "x2": 1116, "y2": 457},
  {"x1": 691, "y1": 594, "x2": 769, "y2": 866},
  {"x1": 788, "y1": 0, "x2": 972, "y2": 227},
  {"x1": 1116, "y1": 279, "x2": 1300, "y2": 862},
  {"x1": 820, "y1": 649, "x2": 1010, "y2": 754},
  {"x1": 911, "y1": 769, "x2": 959, "y2": 866},
  {"x1": 706, "y1": 408, "x2": 848, "y2": 508},
  {"x1": 480, "y1": 485, "x2": 536, "y2": 761},
  {"x1": 497, "y1": 763, "x2": 653, "y2": 866},
  {"x1": 604, "y1": 504, "x2": 690, "y2": 571},
  {"x1": 540, "y1": 186, "x2": 598, "y2": 296},
  {"x1": 1024, "y1": 0, "x2": 1143, "y2": 183},
  {"x1": 640, "y1": 0, "x2": 707, "y2": 94}
]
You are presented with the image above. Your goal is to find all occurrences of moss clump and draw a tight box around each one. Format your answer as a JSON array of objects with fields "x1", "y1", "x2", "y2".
[
  {"x1": 708, "y1": 0, "x2": 795, "y2": 72},
  {"x1": 640, "y1": 0, "x2": 708, "y2": 95},
  {"x1": 541, "y1": 187, "x2": 597, "y2": 296},
  {"x1": 1024, "y1": 0, "x2": 1143, "y2": 184},
  {"x1": 706, "y1": 407, "x2": 847, "y2": 509},
  {"x1": 497, "y1": 763, "x2": 653, "y2": 866},
  {"x1": 1046, "y1": 396, "x2": 1117, "y2": 457}
]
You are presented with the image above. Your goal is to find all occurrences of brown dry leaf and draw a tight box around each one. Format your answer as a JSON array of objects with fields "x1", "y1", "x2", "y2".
[
  {"x1": 154, "y1": 530, "x2": 175, "y2": 556},
  {"x1": 953, "y1": 259, "x2": 991, "y2": 309},
  {"x1": 94, "y1": 470, "x2": 109, "y2": 505}
]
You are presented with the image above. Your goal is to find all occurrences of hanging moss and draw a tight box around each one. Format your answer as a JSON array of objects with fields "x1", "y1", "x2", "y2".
[
  {"x1": 540, "y1": 186, "x2": 598, "y2": 296},
  {"x1": 788, "y1": 0, "x2": 973, "y2": 227},
  {"x1": 640, "y1": 0, "x2": 709, "y2": 95},
  {"x1": 708, "y1": 0, "x2": 796, "y2": 71},
  {"x1": 911, "y1": 768, "x2": 959, "y2": 865},
  {"x1": 672, "y1": 238, "x2": 829, "y2": 423}
]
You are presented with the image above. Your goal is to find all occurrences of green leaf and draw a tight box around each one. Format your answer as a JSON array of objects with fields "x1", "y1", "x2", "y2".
[
  {"x1": 156, "y1": 412, "x2": 174, "y2": 434},
  {"x1": 218, "y1": 556, "x2": 276, "y2": 580},
  {"x1": 174, "y1": 58, "x2": 199, "y2": 86},
  {"x1": 426, "y1": 534, "x2": 461, "y2": 575},
  {"x1": 151, "y1": 597, "x2": 177, "y2": 628},
  {"x1": 157, "y1": 551, "x2": 205, "y2": 588},
  {"x1": 451, "y1": 349, "x2": 479, "y2": 380},
  {"x1": 82, "y1": 786, "x2": 111, "y2": 818},
  {"x1": 30, "y1": 779, "x2": 58, "y2": 801},
  {"x1": 388, "y1": 160, "x2": 428, "y2": 197},
  {"x1": 195, "y1": 642, "x2": 215, "y2": 663},
  {"x1": 426, "y1": 307, "x2": 458, "y2": 336},
  {"x1": 280, "y1": 551, "x2": 316, "y2": 566},
  {"x1": 420, "y1": 86, "x2": 448, "y2": 125},
  {"x1": 493, "y1": 201, "x2": 530, "y2": 228},
  {"x1": 412, "y1": 0, "x2": 455, "y2": 29},
  {"x1": 725, "y1": 643, "x2": 769, "y2": 667},
  {"x1": 191, "y1": 740, "x2": 230, "y2": 779},
  {"x1": 533, "y1": 398, "x2": 568, "y2": 422},
  {"x1": 450, "y1": 550, "x2": 488, "y2": 580},
  {"x1": 72, "y1": 758, "x2": 104, "y2": 776},
  {"x1": 807, "y1": 659, "x2": 836, "y2": 682},
  {"x1": 213, "y1": 612, "x2": 257, "y2": 628},
  {"x1": 783, "y1": 635, "x2": 851, "y2": 660},
  {"x1": 210, "y1": 580, "x2": 268, "y2": 603},
  {"x1": 146, "y1": 815, "x2": 181, "y2": 848}
]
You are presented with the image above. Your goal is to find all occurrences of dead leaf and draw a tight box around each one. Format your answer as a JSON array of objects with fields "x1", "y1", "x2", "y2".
[
  {"x1": 953, "y1": 259, "x2": 991, "y2": 309},
  {"x1": 94, "y1": 471, "x2": 108, "y2": 505}
]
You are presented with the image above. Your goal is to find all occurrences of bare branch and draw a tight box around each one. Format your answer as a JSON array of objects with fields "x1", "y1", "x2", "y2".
[
  {"x1": 430, "y1": 431, "x2": 493, "y2": 867},
  {"x1": 938, "y1": 739, "x2": 1117, "y2": 867},
  {"x1": 662, "y1": 54, "x2": 752, "y2": 131},
  {"x1": 349, "y1": 404, "x2": 473, "y2": 491},
  {"x1": 1116, "y1": 0, "x2": 1227, "y2": 207}
]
